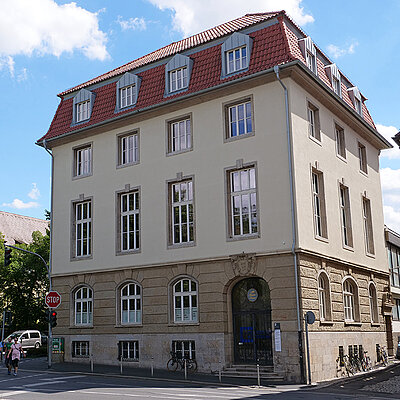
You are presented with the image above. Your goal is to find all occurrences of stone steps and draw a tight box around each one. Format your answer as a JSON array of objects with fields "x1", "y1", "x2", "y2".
[{"x1": 214, "y1": 364, "x2": 285, "y2": 381}]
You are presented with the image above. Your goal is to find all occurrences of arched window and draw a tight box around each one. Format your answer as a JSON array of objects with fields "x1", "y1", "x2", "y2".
[
  {"x1": 120, "y1": 282, "x2": 141, "y2": 324},
  {"x1": 75, "y1": 286, "x2": 93, "y2": 325},
  {"x1": 369, "y1": 282, "x2": 379, "y2": 323},
  {"x1": 173, "y1": 278, "x2": 198, "y2": 323},
  {"x1": 318, "y1": 272, "x2": 331, "y2": 321},
  {"x1": 343, "y1": 278, "x2": 360, "y2": 322}
]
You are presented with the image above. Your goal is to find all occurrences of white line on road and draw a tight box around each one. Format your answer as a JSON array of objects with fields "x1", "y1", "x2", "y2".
[
  {"x1": 41, "y1": 375, "x2": 86, "y2": 380},
  {"x1": 0, "y1": 373, "x2": 47, "y2": 384},
  {"x1": 0, "y1": 390, "x2": 30, "y2": 398}
]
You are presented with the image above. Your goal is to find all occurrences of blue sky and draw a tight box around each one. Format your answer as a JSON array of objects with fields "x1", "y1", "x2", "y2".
[{"x1": 1, "y1": 0, "x2": 399, "y2": 231}]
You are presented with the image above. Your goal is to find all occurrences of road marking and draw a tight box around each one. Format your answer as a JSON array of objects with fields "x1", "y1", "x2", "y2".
[
  {"x1": 0, "y1": 373, "x2": 46, "y2": 384},
  {"x1": 41, "y1": 375, "x2": 86, "y2": 380},
  {"x1": 21, "y1": 380, "x2": 66, "y2": 387},
  {"x1": 0, "y1": 390, "x2": 30, "y2": 398}
]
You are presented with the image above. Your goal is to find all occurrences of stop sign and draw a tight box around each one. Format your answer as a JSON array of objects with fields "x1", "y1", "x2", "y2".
[{"x1": 45, "y1": 291, "x2": 61, "y2": 309}]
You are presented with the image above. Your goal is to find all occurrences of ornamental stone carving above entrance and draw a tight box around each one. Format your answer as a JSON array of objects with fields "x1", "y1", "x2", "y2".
[{"x1": 230, "y1": 252, "x2": 256, "y2": 276}]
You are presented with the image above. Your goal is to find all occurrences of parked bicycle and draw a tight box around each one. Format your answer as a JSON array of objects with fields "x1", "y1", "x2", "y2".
[
  {"x1": 167, "y1": 351, "x2": 198, "y2": 372},
  {"x1": 361, "y1": 351, "x2": 372, "y2": 371}
]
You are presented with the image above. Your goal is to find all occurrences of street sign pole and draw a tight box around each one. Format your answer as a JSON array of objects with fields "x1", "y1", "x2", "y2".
[{"x1": 45, "y1": 291, "x2": 61, "y2": 370}]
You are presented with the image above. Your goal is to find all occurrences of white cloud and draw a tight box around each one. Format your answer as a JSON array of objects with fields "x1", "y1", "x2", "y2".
[
  {"x1": 2, "y1": 199, "x2": 39, "y2": 209},
  {"x1": 0, "y1": 0, "x2": 109, "y2": 66},
  {"x1": 380, "y1": 167, "x2": 400, "y2": 232},
  {"x1": 326, "y1": 41, "x2": 358, "y2": 59},
  {"x1": 28, "y1": 183, "x2": 40, "y2": 200},
  {"x1": 0, "y1": 55, "x2": 15, "y2": 77},
  {"x1": 118, "y1": 16, "x2": 147, "y2": 31},
  {"x1": 376, "y1": 124, "x2": 400, "y2": 160},
  {"x1": 147, "y1": 0, "x2": 313, "y2": 37}
]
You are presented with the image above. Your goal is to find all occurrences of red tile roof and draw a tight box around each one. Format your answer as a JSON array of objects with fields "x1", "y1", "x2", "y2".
[{"x1": 39, "y1": 10, "x2": 378, "y2": 143}]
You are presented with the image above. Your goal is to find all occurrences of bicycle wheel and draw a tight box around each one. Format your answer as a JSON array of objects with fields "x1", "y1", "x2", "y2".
[
  {"x1": 187, "y1": 359, "x2": 198, "y2": 373},
  {"x1": 167, "y1": 358, "x2": 178, "y2": 371}
]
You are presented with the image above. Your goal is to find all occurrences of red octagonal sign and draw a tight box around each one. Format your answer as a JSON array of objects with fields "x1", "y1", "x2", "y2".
[{"x1": 45, "y1": 291, "x2": 61, "y2": 309}]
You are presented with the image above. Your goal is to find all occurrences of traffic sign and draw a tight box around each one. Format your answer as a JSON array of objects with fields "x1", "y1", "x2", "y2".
[{"x1": 45, "y1": 291, "x2": 61, "y2": 309}]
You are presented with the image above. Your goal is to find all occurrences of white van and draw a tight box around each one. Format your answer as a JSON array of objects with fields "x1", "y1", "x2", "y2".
[{"x1": 6, "y1": 330, "x2": 42, "y2": 349}]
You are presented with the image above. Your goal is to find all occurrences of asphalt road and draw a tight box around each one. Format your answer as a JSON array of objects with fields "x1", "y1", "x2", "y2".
[{"x1": 0, "y1": 358, "x2": 398, "y2": 399}]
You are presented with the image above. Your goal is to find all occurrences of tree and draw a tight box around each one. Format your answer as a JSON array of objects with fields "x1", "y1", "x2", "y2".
[{"x1": 0, "y1": 228, "x2": 50, "y2": 334}]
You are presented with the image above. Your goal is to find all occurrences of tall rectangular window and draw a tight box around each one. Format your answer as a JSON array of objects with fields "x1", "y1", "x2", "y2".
[
  {"x1": 226, "y1": 46, "x2": 247, "y2": 74},
  {"x1": 362, "y1": 197, "x2": 374, "y2": 254},
  {"x1": 168, "y1": 117, "x2": 192, "y2": 154},
  {"x1": 226, "y1": 100, "x2": 253, "y2": 138},
  {"x1": 76, "y1": 100, "x2": 89, "y2": 122},
  {"x1": 118, "y1": 133, "x2": 139, "y2": 166},
  {"x1": 120, "y1": 191, "x2": 140, "y2": 252},
  {"x1": 354, "y1": 98, "x2": 362, "y2": 115},
  {"x1": 170, "y1": 67, "x2": 188, "y2": 92},
  {"x1": 170, "y1": 180, "x2": 194, "y2": 245},
  {"x1": 306, "y1": 50, "x2": 316, "y2": 73},
  {"x1": 389, "y1": 246, "x2": 400, "y2": 288},
  {"x1": 335, "y1": 125, "x2": 346, "y2": 159},
  {"x1": 312, "y1": 170, "x2": 327, "y2": 239},
  {"x1": 75, "y1": 200, "x2": 92, "y2": 257},
  {"x1": 393, "y1": 299, "x2": 400, "y2": 321},
  {"x1": 307, "y1": 103, "x2": 320, "y2": 141},
  {"x1": 339, "y1": 185, "x2": 353, "y2": 247},
  {"x1": 120, "y1": 84, "x2": 135, "y2": 108},
  {"x1": 358, "y1": 142, "x2": 367, "y2": 173},
  {"x1": 332, "y1": 76, "x2": 341, "y2": 96},
  {"x1": 74, "y1": 145, "x2": 92, "y2": 177},
  {"x1": 229, "y1": 167, "x2": 258, "y2": 237}
]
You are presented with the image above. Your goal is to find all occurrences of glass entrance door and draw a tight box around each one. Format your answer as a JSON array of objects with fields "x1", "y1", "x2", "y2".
[{"x1": 232, "y1": 278, "x2": 273, "y2": 365}]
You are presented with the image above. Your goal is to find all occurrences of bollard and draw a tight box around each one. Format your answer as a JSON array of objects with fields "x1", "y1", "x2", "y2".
[
  {"x1": 219, "y1": 361, "x2": 222, "y2": 383},
  {"x1": 184, "y1": 358, "x2": 187, "y2": 380},
  {"x1": 90, "y1": 354, "x2": 94, "y2": 373},
  {"x1": 257, "y1": 362, "x2": 260, "y2": 387},
  {"x1": 120, "y1": 358, "x2": 123, "y2": 375},
  {"x1": 151, "y1": 357, "x2": 154, "y2": 377}
]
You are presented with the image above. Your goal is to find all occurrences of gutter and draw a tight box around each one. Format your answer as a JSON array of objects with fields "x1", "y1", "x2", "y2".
[{"x1": 274, "y1": 65, "x2": 305, "y2": 383}]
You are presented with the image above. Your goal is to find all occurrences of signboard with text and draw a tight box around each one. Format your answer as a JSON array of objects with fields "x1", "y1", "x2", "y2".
[{"x1": 45, "y1": 291, "x2": 61, "y2": 309}]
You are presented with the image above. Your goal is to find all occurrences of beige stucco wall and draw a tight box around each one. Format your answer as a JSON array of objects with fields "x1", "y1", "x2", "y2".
[
  {"x1": 288, "y1": 79, "x2": 387, "y2": 274},
  {"x1": 51, "y1": 81, "x2": 294, "y2": 276}
]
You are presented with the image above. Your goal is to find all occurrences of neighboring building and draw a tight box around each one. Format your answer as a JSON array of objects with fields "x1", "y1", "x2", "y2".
[
  {"x1": 386, "y1": 226, "x2": 400, "y2": 353},
  {"x1": 0, "y1": 211, "x2": 49, "y2": 245},
  {"x1": 37, "y1": 11, "x2": 392, "y2": 382},
  {"x1": 393, "y1": 131, "x2": 400, "y2": 147}
]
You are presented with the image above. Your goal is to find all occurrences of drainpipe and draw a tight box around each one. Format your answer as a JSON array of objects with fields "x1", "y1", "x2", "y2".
[
  {"x1": 274, "y1": 65, "x2": 305, "y2": 383},
  {"x1": 43, "y1": 139, "x2": 54, "y2": 369}
]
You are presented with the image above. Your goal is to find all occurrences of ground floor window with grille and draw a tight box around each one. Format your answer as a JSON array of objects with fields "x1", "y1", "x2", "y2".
[
  {"x1": 172, "y1": 340, "x2": 196, "y2": 360},
  {"x1": 118, "y1": 341, "x2": 139, "y2": 361},
  {"x1": 72, "y1": 341, "x2": 89, "y2": 357}
]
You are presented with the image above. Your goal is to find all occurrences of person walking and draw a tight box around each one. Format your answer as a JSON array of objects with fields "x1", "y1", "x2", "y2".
[
  {"x1": 8, "y1": 337, "x2": 24, "y2": 376},
  {"x1": 4, "y1": 337, "x2": 13, "y2": 375}
]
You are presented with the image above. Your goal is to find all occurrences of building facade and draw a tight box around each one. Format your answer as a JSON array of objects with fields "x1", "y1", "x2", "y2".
[{"x1": 38, "y1": 11, "x2": 392, "y2": 382}]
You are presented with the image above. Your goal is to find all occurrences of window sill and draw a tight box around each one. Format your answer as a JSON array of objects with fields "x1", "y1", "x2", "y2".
[
  {"x1": 319, "y1": 320, "x2": 334, "y2": 326},
  {"x1": 116, "y1": 249, "x2": 141, "y2": 256},
  {"x1": 116, "y1": 161, "x2": 140, "y2": 170},
  {"x1": 168, "y1": 241, "x2": 195, "y2": 250},
  {"x1": 344, "y1": 322, "x2": 362, "y2": 327},
  {"x1": 168, "y1": 322, "x2": 200, "y2": 327},
  {"x1": 336, "y1": 154, "x2": 347, "y2": 163},
  {"x1": 114, "y1": 324, "x2": 143, "y2": 328},
  {"x1": 71, "y1": 255, "x2": 93, "y2": 262},
  {"x1": 342, "y1": 244, "x2": 354, "y2": 252},
  {"x1": 315, "y1": 235, "x2": 329, "y2": 243},
  {"x1": 227, "y1": 233, "x2": 260, "y2": 242},
  {"x1": 365, "y1": 251, "x2": 376, "y2": 259},
  {"x1": 309, "y1": 135, "x2": 322, "y2": 146},
  {"x1": 70, "y1": 325, "x2": 94, "y2": 329},
  {"x1": 72, "y1": 173, "x2": 92, "y2": 181},
  {"x1": 166, "y1": 148, "x2": 193, "y2": 157},
  {"x1": 359, "y1": 169, "x2": 368, "y2": 177},
  {"x1": 224, "y1": 131, "x2": 255, "y2": 143},
  {"x1": 72, "y1": 355, "x2": 90, "y2": 358}
]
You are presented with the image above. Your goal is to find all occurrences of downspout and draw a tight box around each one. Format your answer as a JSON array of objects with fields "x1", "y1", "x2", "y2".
[
  {"x1": 42, "y1": 139, "x2": 54, "y2": 369},
  {"x1": 274, "y1": 65, "x2": 305, "y2": 383}
]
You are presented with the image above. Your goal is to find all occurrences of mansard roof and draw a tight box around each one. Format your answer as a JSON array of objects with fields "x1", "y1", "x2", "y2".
[{"x1": 38, "y1": 10, "x2": 388, "y2": 148}]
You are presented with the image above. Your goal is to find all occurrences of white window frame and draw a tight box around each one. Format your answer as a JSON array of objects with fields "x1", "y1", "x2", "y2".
[
  {"x1": 74, "y1": 146, "x2": 92, "y2": 177},
  {"x1": 335, "y1": 125, "x2": 346, "y2": 159},
  {"x1": 168, "y1": 117, "x2": 192, "y2": 153},
  {"x1": 76, "y1": 100, "x2": 90, "y2": 122},
  {"x1": 339, "y1": 185, "x2": 353, "y2": 248},
  {"x1": 343, "y1": 280, "x2": 355, "y2": 322},
  {"x1": 173, "y1": 278, "x2": 198, "y2": 323},
  {"x1": 312, "y1": 171, "x2": 327, "y2": 239},
  {"x1": 306, "y1": 50, "x2": 316, "y2": 74},
  {"x1": 226, "y1": 46, "x2": 247, "y2": 74},
  {"x1": 75, "y1": 200, "x2": 92, "y2": 258},
  {"x1": 307, "y1": 103, "x2": 320, "y2": 141},
  {"x1": 358, "y1": 142, "x2": 367, "y2": 174},
  {"x1": 354, "y1": 97, "x2": 362, "y2": 115},
  {"x1": 369, "y1": 283, "x2": 379, "y2": 323},
  {"x1": 332, "y1": 76, "x2": 341, "y2": 96},
  {"x1": 227, "y1": 101, "x2": 252, "y2": 138},
  {"x1": 362, "y1": 196, "x2": 374, "y2": 255},
  {"x1": 120, "y1": 191, "x2": 140, "y2": 252},
  {"x1": 172, "y1": 340, "x2": 196, "y2": 359},
  {"x1": 119, "y1": 341, "x2": 139, "y2": 361},
  {"x1": 120, "y1": 282, "x2": 141, "y2": 324},
  {"x1": 74, "y1": 286, "x2": 93, "y2": 326},
  {"x1": 171, "y1": 180, "x2": 194, "y2": 245},
  {"x1": 120, "y1": 84, "x2": 136, "y2": 109},
  {"x1": 170, "y1": 66, "x2": 188, "y2": 92},
  {"x1": 72, "y1": 341, "x2": 90, "y2": 357}
]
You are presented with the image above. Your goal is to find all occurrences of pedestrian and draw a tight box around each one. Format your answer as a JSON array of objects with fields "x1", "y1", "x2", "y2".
[
  {"x1": 4, "y1": 337, "x2": 13, "y2": 375},
  {"x1": 8, "y1": 337, "x2": 24, "y2": 376}
]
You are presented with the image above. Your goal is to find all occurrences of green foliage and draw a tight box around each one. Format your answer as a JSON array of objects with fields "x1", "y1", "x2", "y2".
[{"x1": 0, "y1": 229, "x2": 50, "y2": 335}]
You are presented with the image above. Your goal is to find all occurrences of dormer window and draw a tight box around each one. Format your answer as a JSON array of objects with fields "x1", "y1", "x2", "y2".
[
  {"x1": 170, "y1": 66, "x2": 188, "y2": 92},
  {"x1": 221, "y1": 32, "x2": 253, "y2": 78},
  {"x1": 116, "y1": 72, "x2": 141, "y2": 112},
  {"x1": 76, "y1": 101, "x2": 90, "y2": 122},
  {"x1": 325, "y1": 64, "x2": 341, "y2": 97},
  {"x1": 72, "y1": 88, "x2": 95, "y2": 125},
  {"x1": 299, "y1": 36, "x2": 317, "y2": 75},
  {"x1": 227, "y1": 46, "x2": 247, "y2": 74},
  {"x1": 347, "y1": 87, "x2": 363, "y2": 117},
  {"x1": 165, "y1": 54, "x2": 193, "y2": 97}
]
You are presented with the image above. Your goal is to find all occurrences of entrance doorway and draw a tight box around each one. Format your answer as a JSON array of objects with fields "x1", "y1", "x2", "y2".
[{"x1": 232, "y1": 278, "x2": 273, "y2": 365}]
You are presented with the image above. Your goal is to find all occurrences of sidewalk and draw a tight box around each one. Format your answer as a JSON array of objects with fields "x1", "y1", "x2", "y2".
[{"x1": 20, "y1": 357, "x2": 307, "y2": 390}]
